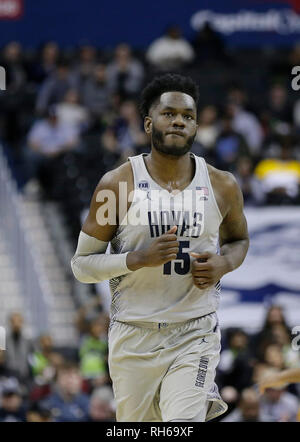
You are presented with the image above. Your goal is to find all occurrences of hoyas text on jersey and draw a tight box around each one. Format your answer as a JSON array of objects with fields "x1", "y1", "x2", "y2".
[{"x1": 148, "y1": 210, "x2": 203, "y2": 238}]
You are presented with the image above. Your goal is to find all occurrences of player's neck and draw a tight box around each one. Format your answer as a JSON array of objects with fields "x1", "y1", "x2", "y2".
[{"x1": 145, "y1": 149, "x2": 194, "y2": 191}]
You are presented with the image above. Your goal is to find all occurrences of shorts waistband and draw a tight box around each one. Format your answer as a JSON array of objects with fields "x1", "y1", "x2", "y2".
[{"x1": 116, "y1": 312, "x2": 216, "y2": 330}]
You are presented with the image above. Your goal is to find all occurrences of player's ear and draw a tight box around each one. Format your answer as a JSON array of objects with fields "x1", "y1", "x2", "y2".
[{"x1": 144, "y1": 116, "x2": 152, "y2": 135}]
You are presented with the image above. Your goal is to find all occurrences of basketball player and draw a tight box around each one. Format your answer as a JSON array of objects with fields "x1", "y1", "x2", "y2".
[{"x1": 71, "y1": 74, "x2": 249, "y2": 422}]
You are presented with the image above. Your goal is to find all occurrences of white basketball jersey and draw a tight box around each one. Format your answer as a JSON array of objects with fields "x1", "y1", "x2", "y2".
[{"x1": 109, "y1": 152, "x2": 223, "y2": 323}]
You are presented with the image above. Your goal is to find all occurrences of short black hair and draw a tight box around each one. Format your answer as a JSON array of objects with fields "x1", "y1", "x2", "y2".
[{"x1": 140, "y1": 73, "x2": 199, "y2": 119}]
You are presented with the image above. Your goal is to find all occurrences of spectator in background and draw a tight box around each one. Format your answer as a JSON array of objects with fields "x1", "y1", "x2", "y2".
[
  {"x1": 26, "y1": 401, "x2": 53, "y2": 422},
  {"x1": 254, "y1": 143, "x2": 300, "y2": 205},
  {"x1": 79, "y1": 316, "x2": 109, "y2": 388},
  {"x1": 192, "y1": 22, "x2": 227, "y2": 66},
  {"x1": 221, "y1": 388, "x2": 263, "y2": 422},
  {"x1": 266, "y1": 83, "x2": 293, "y2": 126},
  {"x1": 226, "y1": 87, "x2": 264, "y2": 155},
  {"x1": 75, "y1": 297, "x2": 104, "y2": 337},
  {"x1": 24, "y1": 105, "x2": 79, "y2": 195},
  {"x1": 258, "y1": 368, "x2": 299, "y2": 422},
  {"x1": 36, "y1": 60, "x2": 78, "y2": 115},
  {"x1": 217, "y1": 328, "x2": 254, "y2": 393},
  {"x1": 250, "y1": 305, "x2": 291, "y2": 361},
  {"x1": 270, "y1": 324, "x2": 300, "y2": 369},
  {"x1": 101, "y1": 92, "x2": 124, "y2": 128},
  {"x1": 0, "y1": 41, "x2": 27, "y2": 144},
  {"x1": 72, "y1": 44, "x2": 97, "y2": 90},
  {"x1": 42, "y1": 362, "x2": 90, "y2": 422},
  {"x1": 260, "y1": 85, "x2": 293, "y2": 152},
  {"x1": 146, "y1": 25, "x2": 194, "y2": 72},
  {"x1": 29, "y1": 351, "x2": 65, "y2": 404},
  {"x1": 28, "y1": 104, "x2": 78, "y2": 155},
  {"x1": 99, "y1": 127, "x2": 123, "y2": 169},
  {"x1": 28, "y1": 41, "x2": 59, "y2": 85},
  {"x1": 79, "y1": 125, "x2": 122, "y2": 181},
  {"x1": 5, "y1": 313, "x2": 33, "y2": 382},
  {"x1": 72, "y1": 125, "x2": 123, "y2": 205},
  {"x1": 0, "y1": 41, "x2": 26, "y2": 92},
  {"x1": 255, "y1": 325, "x2": 300, "y2": 371},
  {"x1": 195, "y1": 105, "x2": 219, "y2": 154},
  {"x1": 0, "y1": 380, "x2": 26, "y2": 422},
  {"x1": 56, "y1": 89, "x2": 90, "y2": 134},
  {"x1": 215, "y1": 114, "x2": 249, "y2": 172},
  {"x1": 234, "y1": 156, "x2": 263, "y2": 205},
  {"x1": 0, "y1": 351, "x2": 26, "y2": 419},
  {"x1": 82, "y1": 63, "x2": 112, "y2": 121},
  {"x1": 262, "y1": 343, "x2": 285, "y2": 371},
  {"x1": 88, "y1": 386, "x2": 116, "y2": 422},
  {"x1": 29, "y1": 334, "x2": 64, "y2": 386},
  {"x1": 289, "y1": 43, "x2": 300, "y2": 69},
  {"x1": 0, "y1": 350, "x2": 19, "y2": 389},
  {"x1": 114, "y1": 99, "x2": 148, "y2": 156},
  {"x1": 29, "y1": 334, "x2": 54, "y2": 381},
  {"x1": 106, "y1": 44, "x2": 144, "y2": 98}
]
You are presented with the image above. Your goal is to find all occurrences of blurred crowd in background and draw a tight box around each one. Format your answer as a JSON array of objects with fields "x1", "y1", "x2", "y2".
[
  {"x1": 0, "y1": 305, "x2": 299, "y2": 422},
  {"x1": 0, "y1": 311, "x2": 115, "y2": 422},
  {"x1": 1, "y1": 24, "x2": 300, "y2": 240},
  {"x1": 0, "y1": 23, "x2": 299, "y2": 421}
]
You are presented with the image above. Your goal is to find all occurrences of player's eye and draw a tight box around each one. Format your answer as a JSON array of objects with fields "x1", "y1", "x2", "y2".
[
  {"x1": 184, "y1": 115, "x2": 193, "y2": 120},
  {"x1": 163, "y1": 112, "x2": 174, "y2": 117}
]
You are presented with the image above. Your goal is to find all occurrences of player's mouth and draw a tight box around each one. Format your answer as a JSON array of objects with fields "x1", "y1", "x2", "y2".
[{"x1": 166, "y1": 131, "x2": 185, "y2": 137}]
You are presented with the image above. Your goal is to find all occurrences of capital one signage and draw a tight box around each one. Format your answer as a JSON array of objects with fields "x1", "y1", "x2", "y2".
[{"x1": 190, "y1": 8, "x2": 300, "y2": 35}]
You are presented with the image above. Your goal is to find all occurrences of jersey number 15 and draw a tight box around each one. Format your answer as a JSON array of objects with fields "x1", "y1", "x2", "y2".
[{"x1": 163, "y1": 240, "x2": 190, "y2": 275}]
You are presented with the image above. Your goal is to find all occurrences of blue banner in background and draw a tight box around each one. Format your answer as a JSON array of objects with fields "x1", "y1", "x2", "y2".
[
  {"x1": 0, "y1": 0, "x2": 300, "y2": 48},
  {"x1": 219, "y1": 207, "x2": 300, "y2": 333}
]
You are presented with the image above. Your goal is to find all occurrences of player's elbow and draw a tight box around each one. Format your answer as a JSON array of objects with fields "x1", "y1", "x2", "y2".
[{"x1": 71, "y1": 255, "x2": 99, "y2": 284}]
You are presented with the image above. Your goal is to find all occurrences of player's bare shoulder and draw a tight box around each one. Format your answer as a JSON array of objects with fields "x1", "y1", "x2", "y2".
[
  {"x1": 82, "y1": 160, "x2": 133, "y2": 240},
  {"x1": 207, "y1": 163, "x2": 238, "y2": 191},
  {"x1": 96, "y1": 160, "x2": 133, "y2": 196},
  {"x1": 206, "y1": 163, "x2": 243, "y2": 218}
]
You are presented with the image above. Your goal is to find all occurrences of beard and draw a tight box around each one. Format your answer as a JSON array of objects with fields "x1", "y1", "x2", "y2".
[{"x1": 151, "y1": 125, "x2": 195, "y2": 157}]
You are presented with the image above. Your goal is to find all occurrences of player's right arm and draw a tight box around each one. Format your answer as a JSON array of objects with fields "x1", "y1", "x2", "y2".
[
  {"x1": 71, "y1": 169, "x2": 125, "y2": 283},
  {"x1": 81, "y1": 170, "x2": 120, "y2": 242},
  {"x1": 71, "y1": 166, "x2": 179, "y2": 283}
]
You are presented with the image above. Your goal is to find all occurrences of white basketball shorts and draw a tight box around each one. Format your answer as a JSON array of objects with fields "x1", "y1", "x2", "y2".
[{"x1": 108, "y1": 312, "x2": 228, "y2": 422}]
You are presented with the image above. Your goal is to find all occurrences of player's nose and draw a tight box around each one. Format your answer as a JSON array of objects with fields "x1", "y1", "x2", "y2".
[{"x1": 172, "y1": 113, "x2": 185, "y2": 127}]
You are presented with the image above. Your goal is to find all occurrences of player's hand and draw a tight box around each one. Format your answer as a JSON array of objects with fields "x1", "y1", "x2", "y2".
[
  {"x1": 190, "y1": 251, "x2": 231, "y2": 290},
  {"x1": 127, "y1": 226, "x2": 179, "y2": 270}
]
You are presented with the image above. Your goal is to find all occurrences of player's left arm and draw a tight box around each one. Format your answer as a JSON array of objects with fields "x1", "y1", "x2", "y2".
[{"x1": 191, "y1": 173, "x2": 249, "y2": 290}]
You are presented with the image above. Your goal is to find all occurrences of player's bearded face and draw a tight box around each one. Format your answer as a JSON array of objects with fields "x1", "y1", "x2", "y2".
[{"x1": 151, "y1": 123, "x2": 196, "y2": 157}]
